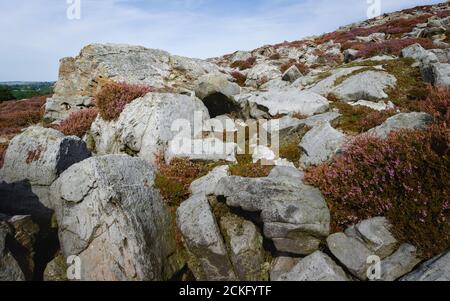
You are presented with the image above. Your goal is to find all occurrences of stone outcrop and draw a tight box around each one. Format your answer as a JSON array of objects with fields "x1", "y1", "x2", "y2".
[
  {"x1": 367, "y1": 112, "x2": 433, "y2": 138},
  {"x1": 50, "y1": 155, "x2": 182, "y2": 281}
]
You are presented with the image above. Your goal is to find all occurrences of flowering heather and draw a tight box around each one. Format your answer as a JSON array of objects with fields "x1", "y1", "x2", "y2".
[
  {"x1": 0, "y1": 96, "x2": 46, "y2": 138},
  {"x1": 230, "y1": 57, "x2": 257, "y2": 70},
  {"x1": 305, "y1": 125, "x2": 450, "y2": 257},
  {"x1": 95, "y1": 81, "x2": 153, "y2": 121},
  {"x1": 0, "y1": 144, "x2": 6, "y2": 168},
  {"x1": 280, "y1": 60, "x2": 309, "y2": 74},
  {"x1": 420, "y1": 86, "x2": 450, "y2": 124},
  {"x1": 58, "y1": 107, "x2": 98, "y2": 138},
  {"x1": 354, "y1": 38, "x2": 436, "y2": 58},
  {"x1": 231, "y1": 71, "x2": 247, "y2": 87}
]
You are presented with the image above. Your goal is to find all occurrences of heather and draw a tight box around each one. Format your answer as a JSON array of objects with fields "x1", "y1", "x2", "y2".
[
  {"x1": 57, "y1": 107, "x2": 98, "y2": 138},
  {"x1": 0, "y1": 96, "x2": 46, "y2": 138},
  {"x1": 280, "y1": 60, "x2": 309, "y2": 74},
  {"x1": 231, "y1": 71, "x2": 247, "y2": 87},
  {"x1": 230, "y1": 57, "x2": 256, "y2": 70},
  {"x1": 95, "y1": 81, "x2": 153, "y2": 121},
  {"x1": 0, "y1": 143, "x2": 6, "y2": 168}
]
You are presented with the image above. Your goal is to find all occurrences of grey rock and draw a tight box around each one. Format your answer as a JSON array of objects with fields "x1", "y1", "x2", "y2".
[
  {"x1": 0, "y1": 222, "x2": 26, "y2": 281},
  {"x1": 44, "y1": 251, "x2": 68, "y2": 281},
  {"x1": 400, "y1": 250, "x2": 450, "y2": 281},
  {"x1": 309, "y1": 67, "x2": 366, "y2": 96},
  {"x1": 282, "y1": 65, "x2": 303, "y2": 83},
  {"x1": 44, "y1": 96, "x2": 93, "y2": 122},
  {"x1": 51, "y1": 155, "x2": 180, "y2": 281},
  {"x1": 327, "y1": 232, "x2": 373, "y2": 280},
  {"x1": 190, "y1": 165, "x2": 230, "y2": 196},
  {"x1": 299, "y1": 122, "x2": 346, "y2": 166},
  {"x1": 177, "y1": 194, "x2": 236, "y2": 281},
  {"x1": 332, "y1": 71, "x2": 397, "y2": 102},
  {"x1": 354, "y1": 217, "x2": 398, "y2": 259},
  {"x1": 241, "y1": 89, "x2": 329, "y2": 117},
  {"x1": 367, "y1": 112, "x2": 433, "y2": 139},
  {"x1": 275, "y1": 251, "x2": 350, "y2": 281},
  {"x1": 430, "y1": 62, "x2": 450, "y2": 86},
  {"x1": 194, "y1": 72, "x2": 241, "y2": 100},
  {"x1": 379, "y1": 244, "x2": 422, "y2": 281},
  {"x1": 215, "y1": 175, "x2": 330, "y2": 255},
  {"x1": 90, "y1": 93, "x2": 210, "y2": 165},
  {"x1": 245, "y1": 63, "x2": 282, "y2": 88},
  {"x1": 230, "y1": 51, "x2": 252, "y2": 63},
  {"x1": 270, "y1": 257, "x2": 301, "y2": 281},
  {"x1": 0, "y1": 126, "x2": 91, "y2": 187},
  {"x1": 344, "y1": 49, "x2": 359, "y2": 63},
  {"x1": 268, "y1": 166, "x2": 304, "y2": 180},
  {"x1": 220, "y1": 216, "x2": 266, "y2": 281}
]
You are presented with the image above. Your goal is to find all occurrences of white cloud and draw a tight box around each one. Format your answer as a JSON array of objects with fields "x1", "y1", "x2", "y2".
[{"x1": 0, "y1": 0, "x2": 444, "y2": 81}]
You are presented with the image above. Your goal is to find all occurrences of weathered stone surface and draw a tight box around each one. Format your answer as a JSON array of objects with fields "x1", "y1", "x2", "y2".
[
  {"x1": 0, "y1": 222, "x2": 26, "y2": 281},
  {"x1": 194, "y1": 73, "x2": 240, "y2": 100},
  {"x1": 230, "y1": 51, "x2": 252, "y2": 63},
  {"x1": 44, "y1": 96, "x2": 93, "y2": 122},
  {"x1": 350, "y1": 100, "x2": 395, "y2": 111},
  {"x1": 44, "y1": 251, "x2": 68, "y2": 281},
  {"x1": 400, "y1": 250, "x2": 450, "y2": 281},
  {"x1": 190, "y1": 165, "x2": 230, "y2": 196},
  {"x1": 177, "y1": 194, "x2": 236, "y2": 281},
  {"x1": 51, "y1": 155, "x2": 180, "y2": 281},
  {"x1": 430, "y1": 62, "x2": 450, "y2": 86},
  {"x1": 367, "y1": 112, "x2": 433, "y2": 138},
  {"x1": 245, "y1": 63, "x2": 282, "y2": 88},
  {"x1": 215, "y1": 175, "x2": 330, "y2": 255},
  {"x1": 90, "y1": 93, "x2": 210, "y2": 165},
  {"x1": 220, "y1": 215, "x2": 266, "y2": 281},
  {"x1": 0, "y1": 126, "x2": 91, "y2": 187},
  {"x1": 270, "y1": 257, "x2": 301, "y2": 281},
  {"x1": 299, "y1": 122, "x2": 345, "y2": 166},
  {"x1": 275, "y1": 251, "x2": 350, "y2": 281},
  {"x1": 353, "y1": 217, "x2": 398, "y2": 259},
  {"x1": 166, "y1": 137, "x2": 237, "y2": 163},
  {"x1": 282, "y1": 65, "x2": 303, "y2": 83},
  {"x1": 327, "y1": 232, "x2": 373, "y2": 280},
  {"x1": 379, "y1": 244, "x2": 422, "y2": 281},
  {"x1": 268, "y1": 166, "x2": 304, "y2": 180},
  {"x1": 332, "y1": 71, "x2": 397, "y2": 102},
  {"x1": 309, "y1": 67, "x2": 365, "y2": 96},
  {"x1": 241, "y1": 89, "x2": 329, "y2": 116}
]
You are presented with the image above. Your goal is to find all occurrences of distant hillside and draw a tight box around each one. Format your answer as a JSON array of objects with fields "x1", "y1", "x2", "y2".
[{"x1": 0, "y1": 81, "x2": 54, "y2": 101}]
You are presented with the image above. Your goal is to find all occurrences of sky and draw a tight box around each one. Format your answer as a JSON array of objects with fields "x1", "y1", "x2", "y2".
[{"x1": 0, "y1": 0, "x2": 444, "y2": 81}]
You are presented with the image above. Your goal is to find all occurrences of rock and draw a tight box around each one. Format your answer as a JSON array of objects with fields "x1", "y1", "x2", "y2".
[
  {"x1": 44, "y1": 251, "x2": 68, "y2": 281},
  {"x1": 379, "y1": 244, "x2": 422, "y2": 281},
  {"x1": 0, "y1": 222, "x2": 26, "y2": 281},
  {"x1": 367, "y1": 112, "x2": 433, "y2": 139},
  {"x1": 344, "y1": 49, "x2": 359, "y2": 63},
  {"x1": 177, "y1": 194, "x2": 236, "y2": 281},
  {"x1": 245, "y1": 63, "x2": 281, "y2": 88},
  {"x1": 308, "y1": 67, "x2": 366, "y2": 96},
  {"x1": 350, "y1": 100, "x2": 395, "y2": 111},
  {"x1": 0, "y1": 126, "x2": 91, "y2": 208},
  {"x1": 400, "y1": 250, "x2": 450, "y2": 281},
  {"x1": 194, "y1": 73, "x2": 240, "y2": 100},
  {"x1": 50, "y1": 155, "x2": 181, "y2": 281},
  {"x1": 215, "y1": 175, "x2": 330, "y2": 255},
  {"x1": 241, "y1": 89, "x2": 329, "y2": 117},
  {"x1": 190, "y1": 165, "x2": 230, "y2": 196},
  {"x1": 430, "y1": 62, "x2": 450, "y2": 86},
  {"x1": 327, "y1": 232, "x2": 373, "y2": 280},
  {"x1": 0, "y1": 126, "x2": 90, "y2": 187},
  {"x1": 332, "y1": 71, "x2": 397, "y2": 102},
  {"x1": 230, "y1": 51, "x2": 252, "y2": 63},
  {"x1": 300, "y1": 112, "x2": 342, "y2": 127},
  {"x1": 282, "y1": 65, "x2": 303, "y2": 83},
  {"x1": 275, "y1": 251, "x2": 350, "y2": 281},
  {"x1": 355, "y1": 32, "x2": 386, "y2": 43},
  {"x1": 44, "y1": 96, "x2": 93, "y2": 122},
  {"x1": 47, "y1": 43, "x2": 219, "y2": 121},
  {"x1": 166, "y1": 138, "x2": 237, "y2": 163},
  {"x1": 353, "y1": 217, "x2": 398, "y2": 259},
  {"x1": 220, "y1": 215, "x2": 266, "y2": 281},
  {"x1": 251, "y1": 145, "x2": 295, "y2": 167},
  {"x1": 270, "y1": 257, "x2": 301, "y2": 281},
  {"x1": 90, "y1": 93, "x2": 210, "y2": 165},
  {"x1": 429, "y1": 48, "x2": 450, "y2": 63},
  {"x1": 299, "y1": 122, "x2": 345, "y2": 166},
  {"x1": 268, "y1": 166, "x2": 304, "y2": 181},
  {"x1": 6, "y1": 215, "x2": 40, "y2": 279}
]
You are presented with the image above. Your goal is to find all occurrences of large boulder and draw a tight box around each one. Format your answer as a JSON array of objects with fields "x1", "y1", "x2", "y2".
[
  {"x1": 379, "y1": 244, "x2": 422, "y2": 281},
  {"x1": 189, "y1": 165, "x2": 230, "y2": 196},
  {"x1": 299, "y1": 122, "x2": 345, "y2": 166},
  {"x1": 50, "y1": 155, "x2": 181, "y2": 281},
  {"x1": 367, "y1": 112, "x2": 433, "y2": 139},
  {"x1": 194, "y1": 73, "x2": 240, "y2": 100},
  {"x1": 176, "y1": 194, "x2": 237, "y2": 281},
  {"x1": 274, "y1": 251, "x2": 350, "y2": 281},
  {"x1": 400, "y1": 250, "x2": 450, "y2": 281},
  {"x1": 0, "y1": 126, "x2": 91, "y2": 208},
  {"x1": 45, "y1": 43, "x2": 219, "y2": 121},
  {"x1": 215, "y1": 175, "x2": 330, "y2": 255},
  {"x1": 332, "y1": 71, "x2": 397, "y2": 102},
  {"x1": 90, "y1": 93, "x2": 210, "y2": 165},
  {"x1": 245, "y1": 63, "x2": 282, "y2": 88},
  {"x1": 240, "y1": 89, "x2": 330, "y2": 117}
]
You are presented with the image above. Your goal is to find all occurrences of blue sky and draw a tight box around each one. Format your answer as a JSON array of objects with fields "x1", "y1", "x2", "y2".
[{"x1": 0, "y1": 0, "x2": 444, "y2": 81}]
